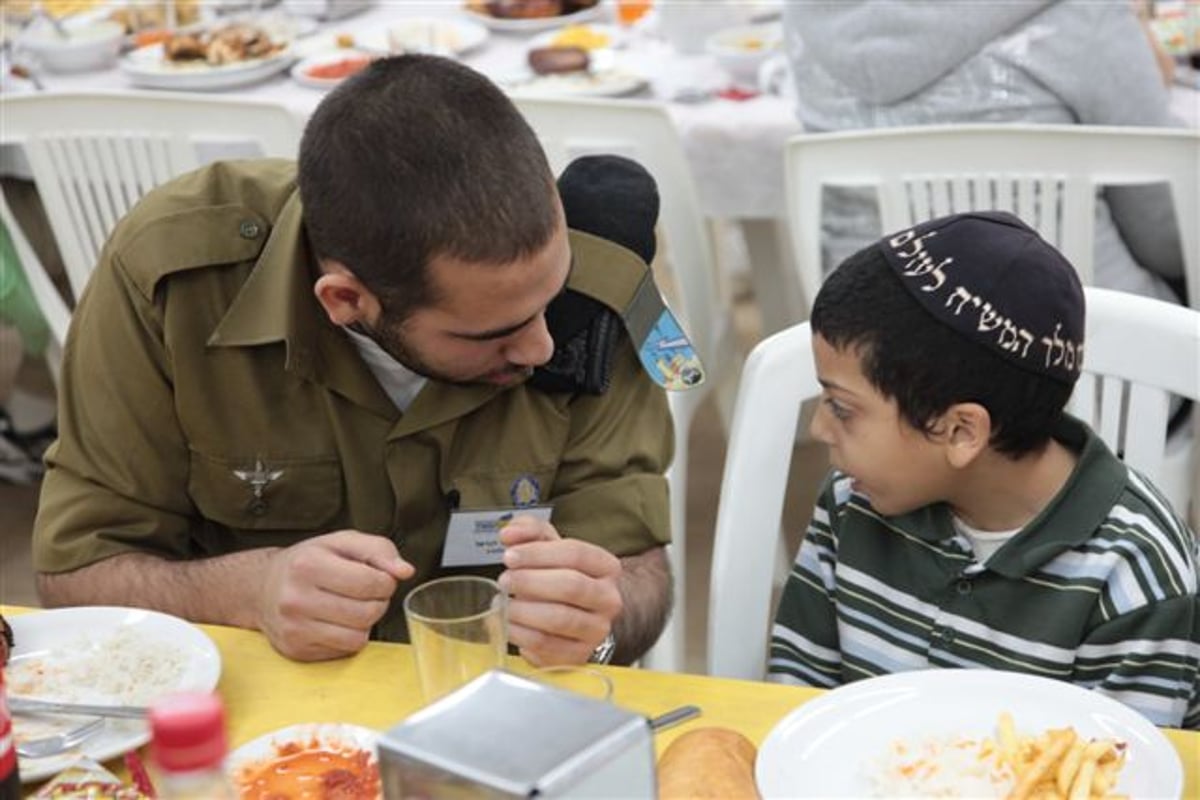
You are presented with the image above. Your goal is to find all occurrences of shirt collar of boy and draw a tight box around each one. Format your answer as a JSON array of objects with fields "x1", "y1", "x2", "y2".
[
  {"x1": 879, "y1": 211, "x2": 1085, "y2": 386},
  {"x1": 877, "y1": 416, "x2": 1126, "y2": 579}
]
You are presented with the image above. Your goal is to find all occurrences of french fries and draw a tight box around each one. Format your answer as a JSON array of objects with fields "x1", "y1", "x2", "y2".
[{"x1": 993, "y1": 712, "x2": 1127, "y2": 800}]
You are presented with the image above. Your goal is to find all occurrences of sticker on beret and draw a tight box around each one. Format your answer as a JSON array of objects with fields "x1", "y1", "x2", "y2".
[{"x1": 637, "y1": 308, "x2": 705, "y2": 391}]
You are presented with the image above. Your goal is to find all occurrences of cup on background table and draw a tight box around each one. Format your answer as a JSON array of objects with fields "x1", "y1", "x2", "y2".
[
  {"x1": 404, "y1": 576, "x2": 508, "y2": 705},
  {"x1": 615, "y1": 0, "x2": 652, "y2": 28},
  {"x1": 656, "y1": 1, "x2": 750, "y2": 55}
]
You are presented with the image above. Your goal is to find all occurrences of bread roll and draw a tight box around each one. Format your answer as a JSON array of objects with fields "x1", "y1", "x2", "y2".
[{"x1": 657, "y1": 727, "x2": 760, "y2": 799}]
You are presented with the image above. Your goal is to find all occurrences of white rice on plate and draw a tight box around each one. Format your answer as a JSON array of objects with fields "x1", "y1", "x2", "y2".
[
  {"x1": 7, "y1": 626, "x2": 187, "y2": 704},
  {"x1": 868, "y1": 734, "x2": 1016, "y2": 798}
]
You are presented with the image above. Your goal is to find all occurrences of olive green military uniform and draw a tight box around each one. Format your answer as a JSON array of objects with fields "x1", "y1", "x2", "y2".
[{"x1": 32, "y1": 160, "x2": 672, "y2": 641}]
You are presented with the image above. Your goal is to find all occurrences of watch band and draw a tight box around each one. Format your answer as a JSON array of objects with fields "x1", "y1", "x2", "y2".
[{"x1": 588, "y1": 631, "x2": 616, "y2": 664}]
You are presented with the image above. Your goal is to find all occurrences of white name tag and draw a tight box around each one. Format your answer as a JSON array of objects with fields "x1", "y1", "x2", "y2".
[{"x1": 441, "y1": 506, "x2": 554, "y2": 568}]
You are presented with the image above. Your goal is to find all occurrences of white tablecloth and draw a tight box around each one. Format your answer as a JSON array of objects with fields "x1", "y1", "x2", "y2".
[
  {"x1": 2, "y1": 1, "x2": 801, "y2": 220},
  {"x1": 5, "y1": 0, "x2": 1198, "y2": 220}
]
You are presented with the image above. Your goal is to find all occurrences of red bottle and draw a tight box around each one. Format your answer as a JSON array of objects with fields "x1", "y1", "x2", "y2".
[
  {"x1": 149, "y1": 692, "x2": 234, "y2": 799},
  {"x1": 0, "y1": 669, "x2": 21, "y2": 800}
]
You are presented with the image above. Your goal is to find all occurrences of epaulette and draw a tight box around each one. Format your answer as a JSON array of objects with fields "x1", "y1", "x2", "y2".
[{"x1": 531, "y1": 156, "x2": 705, "y2": 395}]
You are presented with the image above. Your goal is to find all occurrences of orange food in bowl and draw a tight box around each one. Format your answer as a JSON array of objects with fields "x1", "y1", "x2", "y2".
[
  {"x1": 133, "y1": 28, "x2": 173, "y2": 48},
  {"x1": 235, "y1": 743, "x2": 380, "y2": 800},
  {"x1": 305, "y1": 54, "x2": 371, "y2": 81}
]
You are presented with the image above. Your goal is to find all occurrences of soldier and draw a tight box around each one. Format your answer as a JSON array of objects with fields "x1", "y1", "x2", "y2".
[{"x1": 33, "y1": 56, "x2": 677, "y2": 666}]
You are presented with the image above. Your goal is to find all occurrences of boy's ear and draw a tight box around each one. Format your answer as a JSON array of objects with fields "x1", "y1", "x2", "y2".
[
  {"x1": 942, "y1": 403, "x2": 991, "y2": 469},
  {"x1": 313, "y1": 260, "x2": 381, "y2": 327}
]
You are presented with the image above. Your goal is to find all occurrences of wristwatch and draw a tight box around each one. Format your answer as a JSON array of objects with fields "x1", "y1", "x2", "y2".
[{"x1": 588, "y1": 631, "x2": 616, "y2": 664}]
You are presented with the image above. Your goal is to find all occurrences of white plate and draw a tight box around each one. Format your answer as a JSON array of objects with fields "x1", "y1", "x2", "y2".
[
  {"x1": 227, "y1": 723, "x2": 380, "y2": 798},
  {"x1": 291, "y1": 16, "x2": 487, "y2": 59},
  {"x1": 366, "y1": 16, "x2": 489, "y2": 55},
  {"x1": 290, "y1": 49, "x2": 374, "y2": 89},
  {"x1": 756, "y1": 670, "x2": 1183, "y2": 799},
  {"x1": 504, "y1": 66, "x2": 646, "y2": 98},
  {"x1": 7, "y1": 606, "x2": 222, "y2": 783},
  {"x1": 120, "y1": 41, "x2": 295, "y2": 90},
  {"x1": 461, "y1": 2, "x2": 603, "y2": 33}
]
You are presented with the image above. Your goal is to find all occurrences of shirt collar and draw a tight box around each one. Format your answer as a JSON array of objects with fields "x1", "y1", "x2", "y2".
[
  {"x1": 207, "y1": 189, "x2": 397, "y2": 420},
  {"x1": 982, "y1": 415, "x2": 1126, "y2": 578},
  {"x1": 889, "y1": 415, "x2": 1126, "y2": 578}
]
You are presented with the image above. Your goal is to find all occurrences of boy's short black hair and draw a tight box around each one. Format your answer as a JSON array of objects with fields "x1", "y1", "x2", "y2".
[{"x1": 811, "y1": 243, "x2": 1073, "y2": 457}]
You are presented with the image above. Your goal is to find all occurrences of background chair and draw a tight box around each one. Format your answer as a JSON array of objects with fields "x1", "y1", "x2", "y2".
[
  {"x1": 783, "y1": 123, "x2": 1200, "y2": 520},
  {"x1": 0, "y1": 91, "x2": 302, "y2": 350},
  {"x1": 707, "y1": 288, "x2": 1200, "y2": 680},
  {"x1": 513, "y1": 96, "x2": 742, "y2": 671},
  {"x1": 1069, "y1": 288, "x2": 1200, "y2": 494},
  {"x1": 784, "y1": 124, "x2": 1200, "y2": 310}
]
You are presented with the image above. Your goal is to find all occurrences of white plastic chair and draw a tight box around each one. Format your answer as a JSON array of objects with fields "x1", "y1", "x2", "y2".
[
  {"x1": 1068, "y1": 288, "x2": 1200, "y2": 495},
  {"x1": 707, "y1": 320, "x2": 820, "y2": 680},
  {"x1": 707, "y1": 288, "x2": 1200, "y2": 680},
  {"x1": 784, "y1": 123, "x2": 1200, "y2": 517},
  {"x1": 0, "y1": 91, "x2": 302, "y2": 315},
  {"x1": 784, "y1": 124, "x2": 1200, "y2": 311},
  {"x1": 513, "y1": 96, "x2": 741, "y2": 671}
]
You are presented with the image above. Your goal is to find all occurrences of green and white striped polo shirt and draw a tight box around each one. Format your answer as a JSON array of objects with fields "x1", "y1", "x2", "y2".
[{"x1": 769, "y1": 415, "x2": 1200, "y2": 730}]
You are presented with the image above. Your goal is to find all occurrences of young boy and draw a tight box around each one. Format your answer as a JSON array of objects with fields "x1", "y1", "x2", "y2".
[{"x1": 768, "y1": 211, "x2": 1199, "y2": 730}]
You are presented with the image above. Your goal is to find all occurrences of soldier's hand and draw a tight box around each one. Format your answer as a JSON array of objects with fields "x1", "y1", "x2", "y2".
[
  {"x1": 498, "y1": 515, "x2": 623, "y2": 666},
  {"x1": 258, "y1": 530, "x2": 413, "y2": 661}
]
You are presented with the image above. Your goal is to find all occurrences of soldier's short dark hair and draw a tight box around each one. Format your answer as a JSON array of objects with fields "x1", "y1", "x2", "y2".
[{"x1": 299, "y1": 55, "x2": 559, "y2": 320}]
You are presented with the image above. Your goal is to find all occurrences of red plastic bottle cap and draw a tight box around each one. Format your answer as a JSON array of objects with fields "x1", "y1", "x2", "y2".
[{"x1": 149, "y1": 692, "x2": 228, "y2": 773}]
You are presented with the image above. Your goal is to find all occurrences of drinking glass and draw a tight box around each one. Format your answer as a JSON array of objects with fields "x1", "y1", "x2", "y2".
[
  {"x1": 529, "y1": 666, "x2": 613, "y2": 702},
  {"x1": 404, "y1": 576, "x2": 508, "y2": 705}
]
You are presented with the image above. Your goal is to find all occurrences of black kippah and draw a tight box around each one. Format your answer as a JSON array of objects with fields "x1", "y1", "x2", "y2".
[
  {"x1": 878, "y1": 211, "x2": 1085, "y2": 385},
  {"x1": 556, "y1": 154, "x2": 659, "y2": 265}
]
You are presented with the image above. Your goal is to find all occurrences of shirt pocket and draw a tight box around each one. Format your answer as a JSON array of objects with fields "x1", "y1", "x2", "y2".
[{"x1": 188, "y1": 449, "x2": 343, "y2": 531}]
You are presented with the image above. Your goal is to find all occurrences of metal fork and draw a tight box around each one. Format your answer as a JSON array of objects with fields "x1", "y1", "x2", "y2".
[{"x1": 15, "y1": 718, "x2": 105, "y2": 759}]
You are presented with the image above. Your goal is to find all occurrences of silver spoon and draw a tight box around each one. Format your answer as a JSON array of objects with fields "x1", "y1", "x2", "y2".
[
  {"x1": 648, "y1": 704, "x2": 701, "y2": 732},
  {"x1": 16, "y1": 717, "x2": 105, "y2": 759}
]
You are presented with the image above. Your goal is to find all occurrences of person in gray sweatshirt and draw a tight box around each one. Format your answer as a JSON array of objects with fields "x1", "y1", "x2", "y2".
[{"x1": 782, "y1": 0, "x2": 1188, "y2": 305}]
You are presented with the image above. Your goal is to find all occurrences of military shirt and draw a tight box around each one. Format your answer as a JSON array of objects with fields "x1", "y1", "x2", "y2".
[
  {"x1": 769, "y1": 416, "x2": 1200, "y2": 729},
  {"x1": 33, "y1": 159, "x2": 673, "y2": 641}
]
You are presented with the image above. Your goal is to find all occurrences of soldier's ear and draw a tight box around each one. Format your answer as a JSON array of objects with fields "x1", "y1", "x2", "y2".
[{"x1": 313, "y1": 260, "x2": 381, "y2": 326}]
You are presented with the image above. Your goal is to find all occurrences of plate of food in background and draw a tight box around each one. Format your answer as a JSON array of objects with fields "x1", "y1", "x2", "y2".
[
  {"x1": 120, "y1": 22, "x2": 295, "y2": 90},
  {"x1": 462, "y1": 0, "x2": 602, "y2": 33},
  {"x1": 755, "y1": 670, "x2": 1182, "y2": 799},
  {"x1": 291, "y1": 16, "x2": 487, "y2": 63},
  {"x1": 106, "y1": 0, "x2": 213, "y2": 49},
  {"x1": 509, "y1": 22, "x2": 644, "y2": 97},
  {"x1": 290, "y1": 49, "x2": 373, "y2": 88},
  {"x1": 227, "y1": 723, "x2": 381, "y2": 799}
]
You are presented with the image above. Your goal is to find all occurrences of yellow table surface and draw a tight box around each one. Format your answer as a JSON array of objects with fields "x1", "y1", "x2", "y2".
[{"x1": 5, "y1": 607, "x2": 1199, "y2": 797}]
